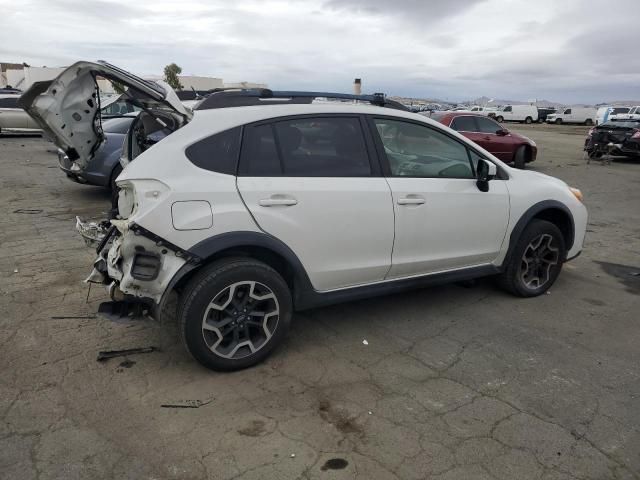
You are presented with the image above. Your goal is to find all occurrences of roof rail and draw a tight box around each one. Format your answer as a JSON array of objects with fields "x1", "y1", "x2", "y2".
[{"x1": 195, "y1": 89, "x2": 409, "y2": 111}]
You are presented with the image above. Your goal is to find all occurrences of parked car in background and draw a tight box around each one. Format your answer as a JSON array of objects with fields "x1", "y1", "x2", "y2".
[
  {"x1": 596, "y1": 106, "x2": 630, "y2": 125},
  {"x1": 432, "y1": 112, "x2": 537, "y2": 168},
  {"x1": 546, "y1": 107, "x2": 596, "y2": 125},
  {"x1": 584, "y1": 119, "x2": 640, "y2": 159},
  {"x1": 610, "y1": 106, "x2": 640, "y2": 121},
  {"x1": 101, "y1": 94, "x2": 140, "y2": 118},
  {"x1": 490, "y1": 105, "x2": 538, "y2": 124},
  {"x1": 0, "y1": 93, "x2": 41, "y2": 134},
  {"x1": 537, "y1": 108, "x2": 557, "y2": 124},
  {"x1": 58, "y1": 114, "x2": 137, "y2": 190}
]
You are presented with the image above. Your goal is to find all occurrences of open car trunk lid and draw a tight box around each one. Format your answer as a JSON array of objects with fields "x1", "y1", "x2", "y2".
[{"x1": 19, "y1": 60, "x2": 192, "y2": 169}]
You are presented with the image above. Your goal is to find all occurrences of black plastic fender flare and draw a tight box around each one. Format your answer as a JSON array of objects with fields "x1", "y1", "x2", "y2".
[{"x1": 503, "y1": 200, "x2": 575, "y2": 266}]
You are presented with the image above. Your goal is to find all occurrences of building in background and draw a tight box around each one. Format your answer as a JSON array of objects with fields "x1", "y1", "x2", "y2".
[{"x1": 1, "y1": 62, "x2": 266, "y2": 93}]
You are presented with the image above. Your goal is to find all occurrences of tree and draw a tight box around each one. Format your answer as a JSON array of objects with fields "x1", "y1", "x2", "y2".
[
  {"x1": 163, "y1": 63, "x2": 183, "y2": 90},
  {"x1": 110, "y1": 81, "x2": 127, "y2": 95}
]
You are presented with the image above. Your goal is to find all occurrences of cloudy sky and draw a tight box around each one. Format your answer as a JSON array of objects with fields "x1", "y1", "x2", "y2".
[{"x1": 1, "y1": 0, "x2": 638, "y2": 103}]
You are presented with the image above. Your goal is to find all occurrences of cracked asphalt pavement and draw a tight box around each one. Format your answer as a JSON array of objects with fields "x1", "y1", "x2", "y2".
[{"x1": 1, "y1": 124, "x2": 639, "y2": 479}]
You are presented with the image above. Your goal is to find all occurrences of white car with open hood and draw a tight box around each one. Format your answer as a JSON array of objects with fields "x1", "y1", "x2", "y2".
[{"x1": 21, "y1": 61, "x2": 588, "y2": 371}]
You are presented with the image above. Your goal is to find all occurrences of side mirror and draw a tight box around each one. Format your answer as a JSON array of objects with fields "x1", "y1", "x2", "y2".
[
  {"x1": 496, "y1": 128, "x2": 508, "y2": 136},
  {"x1": 476, "y1": 158, "x2": 497, "y2": 192}
]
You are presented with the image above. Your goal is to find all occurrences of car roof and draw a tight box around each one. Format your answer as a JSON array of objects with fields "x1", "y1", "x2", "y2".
[{"x1": 190, "y1": 102, "x2": 436, "y2": 129}]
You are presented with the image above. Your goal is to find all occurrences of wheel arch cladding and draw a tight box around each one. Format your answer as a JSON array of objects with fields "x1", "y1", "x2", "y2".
[
  {"x1": 159, "y1": 231, "x2": 313, "y2": 311},
  {"x1": 506, "y1": 201, "x2": 575, "y2": 264}
]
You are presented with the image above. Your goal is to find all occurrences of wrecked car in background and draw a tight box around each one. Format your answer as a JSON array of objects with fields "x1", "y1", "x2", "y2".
[{"x1": 584, "y1": 119, "x2": 640, "y2": 159}]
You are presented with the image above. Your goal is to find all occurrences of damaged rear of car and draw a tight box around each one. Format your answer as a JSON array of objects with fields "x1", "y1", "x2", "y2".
[
  {"x1": 20, "y1": 60, "x2": 196, "y2": 311},
  {"x1": 584, "y1": 120, "x2": 640, "y2": 159}
]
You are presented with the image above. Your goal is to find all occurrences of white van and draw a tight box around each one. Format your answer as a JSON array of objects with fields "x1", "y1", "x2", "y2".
[
  {"x1": 596, "y1": 106, "x2": 631, "y2": 125},
  {"x1": 546, "y1": 107, "x2": 597, "y2": 125},
  {"x1": 610, "y1": 106, "x2": 640, "y2": 121},
  {"x1": 493, "y1": 105, "x2": 538, "y2": 123}
]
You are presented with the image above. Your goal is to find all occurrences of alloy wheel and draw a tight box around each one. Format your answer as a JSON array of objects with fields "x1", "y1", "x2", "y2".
[
  {"x1": 519, "y1": 234, "x2": 560, "y2": 289},
  {"x1": 202, "y1": 281, "x2": 279, "y2": 359}
]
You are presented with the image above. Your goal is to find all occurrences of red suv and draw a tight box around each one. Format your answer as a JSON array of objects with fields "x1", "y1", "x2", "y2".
[{"x1": 430, "y1": 112, "x2": 537, "y2": 169}]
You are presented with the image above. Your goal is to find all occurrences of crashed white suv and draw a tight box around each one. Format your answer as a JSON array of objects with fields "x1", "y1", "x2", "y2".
[{"x1": 22, "y1": 61, "x2": 588, "y2": 371}]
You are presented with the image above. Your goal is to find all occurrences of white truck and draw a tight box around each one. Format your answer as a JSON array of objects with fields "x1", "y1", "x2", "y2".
[
  {"x1": 492, "y1": 105, "x2": 539, "y2": 124},
  {"x1": 596, "y1": 106, "x2": 630, "y2": 125},
  {"x1": 546, "y1": 107, "x2": 597, "y2": 125},
  {"x1": 610, "y1": 106, "x2": 640, "y2": 121}
]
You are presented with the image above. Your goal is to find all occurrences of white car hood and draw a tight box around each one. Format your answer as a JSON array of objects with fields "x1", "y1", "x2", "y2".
[{"x1": 19, "y1": 60, "x2": 192, "y2": 169}]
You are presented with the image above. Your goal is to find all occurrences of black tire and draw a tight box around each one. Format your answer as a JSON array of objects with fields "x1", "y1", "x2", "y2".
[
  {"x1": 179, "y1": 258, "x2": 292, "y2": 371},
  {"x1": 513, "y1": 145, "x2": 528, "y2": 169},
  {"x1": 498, "y1": 220, "x2": 566, "y2": 297},
  {"x1": 555, "y1": 118, "x2": 562, "y2": 125},
  {"x1": 496, "y1": 116, "x2": 504, "y2": 123},
  {"x1": 585, "y1": 118, "x2": 594, "y2": 126},
  {"x1": 109, "y1": 163, "x2": 123, "y2": 192},
  {"x1": 524, "y1": 116, "x2": 532, "y2": 124}
]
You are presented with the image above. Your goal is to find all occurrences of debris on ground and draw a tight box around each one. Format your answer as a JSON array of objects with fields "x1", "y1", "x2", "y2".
[
  {"x1": 96, "y1": 346, "x2": 157, "y2": 362},
  {"x1": 160, "y1": 398, "x2": 214, "y2": 409},
  {"x1": 362, "y1": 339, "x2": 368, "y2": 345}
]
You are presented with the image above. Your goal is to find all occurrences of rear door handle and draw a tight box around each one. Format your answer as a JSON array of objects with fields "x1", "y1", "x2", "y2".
[
  {"x1": 259, "y1": 197, "x2": 298, "y2": 207},
  {"x1": 397, "y1": 196, "x2": 425, "y2": 205}
]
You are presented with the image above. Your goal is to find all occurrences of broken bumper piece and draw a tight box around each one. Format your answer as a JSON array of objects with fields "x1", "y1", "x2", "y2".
[
  {"x1": 76, "y1": 216, "x2": 110, "y2": 248},
  {"x1": 85, "y1": 220, "x2": 198, "y2": 314}
]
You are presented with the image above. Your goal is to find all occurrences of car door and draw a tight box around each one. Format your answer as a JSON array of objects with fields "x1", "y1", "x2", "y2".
[
  {"x1": 0, "y1": 97, "x2": 29, "y2": 129},
  {"x1": 369, "y1": 117, "x2": 510, "y2": 278},
  {"x1": 236, "y1": 115, "x2": 395, "y2": 291},
  {"x1": 475, "y1": 116, "x2": 515, "y2": 161}
]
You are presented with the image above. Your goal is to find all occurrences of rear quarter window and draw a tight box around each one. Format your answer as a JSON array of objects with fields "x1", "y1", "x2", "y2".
[
  {"x1": 185, "y1": 127, "x2": 242, "y2": 175},
  {"x1": 0, "y1": 97, "x2": 20, "y2": 108}
]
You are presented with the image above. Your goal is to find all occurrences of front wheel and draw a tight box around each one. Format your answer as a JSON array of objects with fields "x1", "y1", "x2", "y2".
[
  {"x1": 585, "y1": 118, "x2": 594, "y2": 126},
  {"x1": 179, "y1": 258, "x2": 292, "y2": 371},
  {"x1": 555, "y1": 118, "x2": 562, "y2": 125},
  {"x1": 498, "y1": 220, "x2": 566, "y2": 297},
  {"x1": 513, "y1": 146, "x2": 528, "y2": 169}
]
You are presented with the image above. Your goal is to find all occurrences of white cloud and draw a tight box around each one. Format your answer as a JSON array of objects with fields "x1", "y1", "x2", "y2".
[{"x1": 1, "y1": 0, "x2": 638, "y2": 102}]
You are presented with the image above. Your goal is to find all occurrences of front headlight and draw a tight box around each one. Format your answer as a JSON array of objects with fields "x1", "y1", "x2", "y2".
[{"x1": 569, "y1": 187, "x2": 583, "y2": 203}]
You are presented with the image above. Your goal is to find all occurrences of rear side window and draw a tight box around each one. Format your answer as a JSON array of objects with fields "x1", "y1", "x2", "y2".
[
  {"x1": 240, "y1": 117, "x2": 371, "y2": 177},
  {"x1": 185, "y1": 127, "x2": 242, "y2": 175},
  {"x1": 450, "y1": 116, "x2": 477, "y2": 132},
  {"x1": 0, "y1": 97, "x2": 20, "y2": 108}
]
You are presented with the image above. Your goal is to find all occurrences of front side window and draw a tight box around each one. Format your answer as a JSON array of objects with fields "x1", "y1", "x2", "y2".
[
  {"x1": 373, "y1": 118, "x2": 474, "y2": 178},
  {"x1": 564, "y1": 108, "x2": 572, "y2": 114},
  {"x1": 450, "y1": 116, "x2": 477, "y2": 132},
  {"x1": 241, "y1": 117, "x2": 371, "y2": 177},
  {"x1": 476, "y1": 116, "x2": 501, "y2": 134},
  {"x1": 503, "y1": 106, "x2": 512, "y2": 112}
]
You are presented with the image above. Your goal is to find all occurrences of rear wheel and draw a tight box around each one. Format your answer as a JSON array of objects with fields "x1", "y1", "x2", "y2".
[
  {"x1": 498, "y1": 220, "x2": 566, "y2": 297},
  {"x1": 179, "y1": 258, "x2": 292, "y2": 371},
  {"x1": 525, "y1": 116, "x2": 533, "y2": 124},
  {"x1": 496, "y1": 116, "x2": 504, "y2": 123}
]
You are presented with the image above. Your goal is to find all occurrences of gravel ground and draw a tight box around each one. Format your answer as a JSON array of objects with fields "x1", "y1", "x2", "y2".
[{"x1": 1, "y1": 124, "x2": 639, "y2": 480}]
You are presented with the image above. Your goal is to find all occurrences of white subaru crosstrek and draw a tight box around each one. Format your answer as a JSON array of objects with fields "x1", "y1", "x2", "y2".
[{"x1": 21, "y1": 61, "x2": 587, "y2": 371}]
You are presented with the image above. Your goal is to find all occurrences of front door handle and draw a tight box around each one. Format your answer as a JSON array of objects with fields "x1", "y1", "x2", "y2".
[
  {"x1": 259, "y1": 196, "x2": 298, "y2": 207},
  {"x1": 397, "y1": 196, "x2": 425, "y2": 205}
]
